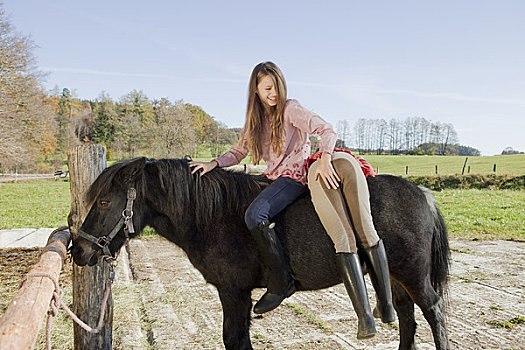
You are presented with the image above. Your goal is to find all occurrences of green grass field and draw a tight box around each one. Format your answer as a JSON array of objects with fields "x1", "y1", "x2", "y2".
[
  {"x1": 0, "y1": 180, "x2": 70, "y2": 229},
  {"x1": 1, "y1": 177, "x2": 523, "y2": 241},
  {"x1": 364, "y1": 154, "x2": 525, "y2": 176},
  {"x1": 434, "y1": 189, "x2": 525, "y2": 240}
]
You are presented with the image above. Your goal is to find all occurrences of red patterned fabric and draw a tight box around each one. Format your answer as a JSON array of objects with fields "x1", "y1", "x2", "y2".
[{"x1": 306, "y1": 148, "x2": 376, "y2": 178}]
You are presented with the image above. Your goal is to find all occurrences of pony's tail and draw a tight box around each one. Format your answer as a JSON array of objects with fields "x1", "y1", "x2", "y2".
[{"x1": 420, "y1": 187, "x2": 451, "y2": 297}]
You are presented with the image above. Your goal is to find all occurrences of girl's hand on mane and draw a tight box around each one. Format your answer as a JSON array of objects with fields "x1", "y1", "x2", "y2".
[{"x1": 189, "y1": 160, "x2": 218, "y2": 176}]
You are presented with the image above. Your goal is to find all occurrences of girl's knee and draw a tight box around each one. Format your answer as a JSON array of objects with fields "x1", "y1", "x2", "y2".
[
  {"x1": 244, "y1": 207, "x2": 259, "y2": 230},
  {"x1": 332, "y1": 157, "x2": 361, "y2": 178},
  {"x1": 244, "y1": 202, "x2": 269, "y2": 230}
]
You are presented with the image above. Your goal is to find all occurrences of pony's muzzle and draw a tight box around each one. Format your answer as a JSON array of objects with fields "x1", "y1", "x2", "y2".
[{"x1": 71, "y1": 238, "x2": 101, "y2": 266}]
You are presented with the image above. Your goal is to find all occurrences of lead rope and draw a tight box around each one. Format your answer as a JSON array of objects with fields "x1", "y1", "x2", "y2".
[{"x1": 19, "y1": 261, "x2": 115, "y2": 350}]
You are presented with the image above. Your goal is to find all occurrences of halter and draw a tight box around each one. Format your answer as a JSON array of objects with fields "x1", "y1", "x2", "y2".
[{"x1": 77, "y1": 188, "x2": 137, "y2": 260}]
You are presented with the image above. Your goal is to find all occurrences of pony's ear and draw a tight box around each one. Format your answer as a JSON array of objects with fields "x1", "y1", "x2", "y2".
[{"x1": 118, "y1": 157, "x2": 146, "y2": 184}]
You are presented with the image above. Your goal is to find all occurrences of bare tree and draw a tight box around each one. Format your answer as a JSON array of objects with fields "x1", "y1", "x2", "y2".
[
  {"x1": 336, "y1": 120, "x2": 351, "y2": 148},
  {"x1": 440, "y1": 123, "x2": 458, "y2": 155},
  {"x1": 418, "y1": 118, "x2": 431, "y2": 147},
  {"x1": 334, "y1": 116, "x2": 461, "y2": 156},
  {"x1": 387, "y1": 119, "x2": 403, "y2": 153},
  {"x1": 353, "y1": 118, "x2": 367, "y2": 153},
  {"x1": 376, "y1": 118, "x2": 388, "y2": 154}
]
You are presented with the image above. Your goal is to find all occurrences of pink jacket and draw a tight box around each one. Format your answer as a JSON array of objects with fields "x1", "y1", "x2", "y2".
[{"x1": 214, "y1": 99, "x2": 337, "y2": 184}]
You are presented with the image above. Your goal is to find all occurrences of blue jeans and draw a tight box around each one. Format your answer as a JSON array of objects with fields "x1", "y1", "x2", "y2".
[{"x1": 244, "y1": 176, "x2": 307, "y2": 230}]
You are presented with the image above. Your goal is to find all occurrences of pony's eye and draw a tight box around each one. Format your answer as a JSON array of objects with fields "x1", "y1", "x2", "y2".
[{"x1": 99, "y1": 199, "x2": 111, "y2": 208}]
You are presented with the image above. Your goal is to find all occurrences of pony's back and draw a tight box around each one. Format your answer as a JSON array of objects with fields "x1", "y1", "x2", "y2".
[{"x1": 270, "y1": 174, "x2": 448, "y2": 294}]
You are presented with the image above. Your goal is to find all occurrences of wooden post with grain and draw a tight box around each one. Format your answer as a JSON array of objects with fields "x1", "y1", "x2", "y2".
[
  {"x1": 0, "y1": 227, "x2": 71, "y2": 349},
  {"x1": 67, "y1": 144, "x2": 113, "y2": 350}
]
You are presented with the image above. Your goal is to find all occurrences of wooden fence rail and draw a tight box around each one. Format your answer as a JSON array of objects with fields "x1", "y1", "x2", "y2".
[
  {"x1": 226, "y1": 164, "x2": 266, "y2": 174},
  {"x1": 0, "y1": 227, "x2": 71, "y2": 349}
]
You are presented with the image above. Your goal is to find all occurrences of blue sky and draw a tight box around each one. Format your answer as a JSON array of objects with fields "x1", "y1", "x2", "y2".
[{"x1": 4, "y1": 0, "x2": 525, "y2": 155}]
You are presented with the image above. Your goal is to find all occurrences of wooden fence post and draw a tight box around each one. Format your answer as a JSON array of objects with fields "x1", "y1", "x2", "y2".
[
  {"x1": 462, "y1": 157, "x2": 469, "y2": 175},
  {"x1": 67, "y1": 144, "x2": 112, "y2": 350}
]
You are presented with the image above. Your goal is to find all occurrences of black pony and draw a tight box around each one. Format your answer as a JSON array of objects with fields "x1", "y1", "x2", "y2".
[{"x1": 71, "y1": 157, "x2": 451, "y2": 350}]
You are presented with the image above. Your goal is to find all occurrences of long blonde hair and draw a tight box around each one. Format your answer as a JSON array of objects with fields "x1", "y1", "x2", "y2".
[{"x1": 243, "y1": 61, "x2": 287, "y2": 164}]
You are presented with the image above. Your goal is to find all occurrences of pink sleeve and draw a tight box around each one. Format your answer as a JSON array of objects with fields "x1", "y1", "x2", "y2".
[
  {"x1": 213, "y1": 131, "x2": 249, "y2": 167},
  {"x1": 286, "y1": 100, "x2": 337, "y2": 153}
]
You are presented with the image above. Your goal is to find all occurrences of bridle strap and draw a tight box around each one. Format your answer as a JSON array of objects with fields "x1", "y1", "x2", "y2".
[
  {"x1": 124, "y1": 188, "x2": 136, "y2": 234},
  {"x1": 77, "y1": 187, "x2": 136, "y2": 259}
]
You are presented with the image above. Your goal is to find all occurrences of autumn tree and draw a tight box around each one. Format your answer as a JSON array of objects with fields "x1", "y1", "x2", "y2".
[
  {"x1": 151, "y1": 98, "x2": 196, "y2": 158},
  {"x1": 185, "y1": 103, "x2": 217, "y2": 144},
  {"x1": 184, "y1": 103, "x2": 237, "y2": 157},
  {"x1": 208, "y1": 121, "x2": 237, "y2": 158},
  {"x1": 0, "y1": 5, "x2": 57, "y2": 172}
]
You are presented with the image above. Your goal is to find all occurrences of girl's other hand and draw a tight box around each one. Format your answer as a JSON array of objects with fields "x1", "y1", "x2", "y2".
[
  {"x1": 189, "y1": 160, "x2": 218, "y2": 176},
  {"x1": 314, "y1": 153, "x2": 340, "y2": 189}
]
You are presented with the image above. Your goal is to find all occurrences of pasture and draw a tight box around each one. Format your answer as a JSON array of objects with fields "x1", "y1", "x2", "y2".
[{"x1": 365, "y1": 154, "x2": 525, "y2": 176}]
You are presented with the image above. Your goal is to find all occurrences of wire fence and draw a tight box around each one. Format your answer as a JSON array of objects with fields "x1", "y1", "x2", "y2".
[{"x1": 0, "y1": 173, "x2": 70, "y2": 183}]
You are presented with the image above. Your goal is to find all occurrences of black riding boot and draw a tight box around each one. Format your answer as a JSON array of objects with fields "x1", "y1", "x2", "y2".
[
  {"x1": 365, "y1": 239, "x2": 396, "y2": 323},
  {"x1": 250, "y1": 220, "x2": 295, "y2": 314},
  {"x1": 336, "y1": 252, "x2": 376, "y2": 339}
]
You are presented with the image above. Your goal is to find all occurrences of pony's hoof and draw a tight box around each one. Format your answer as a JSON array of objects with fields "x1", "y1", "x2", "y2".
[
  {"x1": 356, "y1": 315, "x2": 376, "y2": 339},
  {"x1": 253, "y1": 292, "x2": 285, "y2": 314},
  {"x1": 373, "y1": 304, "x2": 396, "y2": 323}
]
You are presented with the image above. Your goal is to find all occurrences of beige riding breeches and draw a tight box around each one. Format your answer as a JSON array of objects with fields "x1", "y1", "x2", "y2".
[{"x1": 307, "y1": 152, "x2": 380, "y2": 253}]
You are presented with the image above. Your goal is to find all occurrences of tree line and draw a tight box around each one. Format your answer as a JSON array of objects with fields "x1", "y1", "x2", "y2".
[
  {"x1": 47, "y1": 87, "x2": 237, "y2": 167},
  {"x1": 335, "y1": 118, "x2": 480, "y2": 156}
]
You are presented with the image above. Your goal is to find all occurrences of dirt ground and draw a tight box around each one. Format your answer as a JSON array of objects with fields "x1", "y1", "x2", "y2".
[
  {"x1": 1, "y1": 237, "x2": 524, "y2": 350},
  {"x1": 114, "y1": 236, "x2": 525, "y2": 350}
]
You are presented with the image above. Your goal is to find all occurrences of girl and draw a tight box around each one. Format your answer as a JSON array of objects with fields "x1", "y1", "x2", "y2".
[{"x1": 189, "y1": 62, "x2": 394, "y2": 339}]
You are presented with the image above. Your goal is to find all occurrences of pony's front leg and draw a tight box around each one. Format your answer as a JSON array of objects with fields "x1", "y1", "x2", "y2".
[{"x1": 217, "y1": 287, "x2": 253, "y2": 350}]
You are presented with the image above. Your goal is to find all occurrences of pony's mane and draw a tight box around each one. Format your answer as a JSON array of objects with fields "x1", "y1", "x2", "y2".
[
  {"x1": 87, "y1": 158, "x2": 268, "y2": 231},
  {"x1": 147, "y1": 159, "x2": 268, "y2": 230}
]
